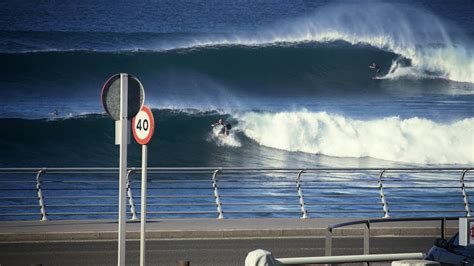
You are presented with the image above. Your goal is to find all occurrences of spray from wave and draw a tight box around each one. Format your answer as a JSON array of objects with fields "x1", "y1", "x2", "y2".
[{"x1": 238, "y1": 111, "x2": 474, "y2": 164}]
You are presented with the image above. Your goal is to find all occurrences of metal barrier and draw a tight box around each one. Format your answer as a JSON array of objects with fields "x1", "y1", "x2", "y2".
[
  {"x1": 0, "y1": 167, "x2": 472, "y2": 221},
  {"x1": 275, "y1": 253, "x2": 425, "y2": 265},
  {"x1": 325, "y1": 217, "x2": 458, "y2": 256}
]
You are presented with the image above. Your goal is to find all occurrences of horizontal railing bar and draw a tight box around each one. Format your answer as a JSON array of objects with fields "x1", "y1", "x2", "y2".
[
  {"x1": 276, "y1": 253, "x2": 425, "y2": 264},
  {"x1": 389, "y1": 210, "x2": 465, "y2": 213},
  {"x1": 220, "y1": 195, "x2": 298, "y2": 198},
  {"x1": 0, "y1": 189, "x2": 36, "y2": 191},
  {"x1": 0, "y1": 205, "x2": 39, "y2": 208},
  {"x1": 219, "y1": 186, "x2": 379, "y2": 189},
  {"x1": 329, "y1": 217, "x2": 459, "y2": 231},
  {"x1": 139, "y1": 179, "x2": 468, "y2": 184},
  {"x1": 0, "y1": 167, "x2": 469, "y2": 173},
  {"x1": 141, "y1": 203, "x2": 216, "y2": 206},
  {"x1": 148, "y1": 180, "x2": 210, "y2": 183},
  {"x1": 223, "y1": 211, "x2": 301, "y2": 213},
  {"x1": 42, "y1": 181, "x2": 117, "y2": 183},
  {"x1": 384, "y1": 179, "x2": 461, "y2": 182},
  {"x1": 0, "y1": 213, "x2": 39, "y2": 216},
  {"x1": 384, "y1": 195, "x2": 462, "y2": 197},
  {"x1": 389, "y1": 202, "x2": 463, "y2": 205},
  {"x1": 147, "y1": 195, "x2": 213, "y2": 198},
  {"x1": 303, "y1": 195, "x2": 379, "y2": 197},
  {"x1": 222, "y1": 195, "x2": 378, "y2": 198},
  {"x1": 0, "y1": 204, "x2": 39, "y2": 209},
  {"x1": 146, "y1": 187, "x2": 212, "y2": 190},
  {"x1": 48, "y1": 212, "x2": 117, "y2": 215},
  {"x1": 301, "y1": 186, "x2": 379, "y2": 189},
  {"x1": 218, "y1": 187, "x2": 295, "y2": 190},
  {"x1": 308, "y1": 210, "x2": 383, "y2": 213},
  {"x1": 45, "y1": 196, "x2": 117, "y2": 199},
  {"x1": 305, "y1": 203, "x2": 381, "y2": 206},
  {"x1": 0, "y1": 181, "x2": 36, "y2": 183},
  {"x1": 146, "y1": 211, "x2": 218, "y2": 214},
  {"x1": 217, "y1": 180, "x2": 297, "y2": 183},
  {"x1": 46, "y1": 204, "x2": 118, "y2": 208},
  {"x1": 140, "y1": 194, "x2": 214, "y2": 199},
  {"x1": 0, "y1": 197, "x2": 38, "y2": 200},
  {"x1": 34, "y1": 188, "x2": 119, "y2": 190},
  {"x1": 384, "y1": 186, "x2": 462, "y2": 189},
  {"x1": 222, "y1": 203, "x2": 300, "y2": 206}
]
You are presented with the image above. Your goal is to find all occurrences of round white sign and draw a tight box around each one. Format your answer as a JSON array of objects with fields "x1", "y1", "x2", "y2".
[
  {"x1": 132, "y1": 105, "x2": 155, "y2": 145},
  {"x1": 101, "y1": 73, "x2": 145, "y2": 121}
]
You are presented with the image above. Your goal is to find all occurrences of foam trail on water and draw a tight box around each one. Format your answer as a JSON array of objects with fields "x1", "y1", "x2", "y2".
[{"x1": 238, "y1": 111, "x2": 474, "y2": 164}]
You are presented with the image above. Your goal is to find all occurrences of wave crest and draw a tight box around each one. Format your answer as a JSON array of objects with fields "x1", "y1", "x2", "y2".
[
  {"x1": 238, "y1": 111, "x2": 474, "y2": 164},
  {"x1": 2, "y1": 3, "x2": 473, "y2": 87}
]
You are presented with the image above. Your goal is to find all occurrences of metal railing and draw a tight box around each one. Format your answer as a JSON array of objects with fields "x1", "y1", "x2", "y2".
[
  {"x1": 0, "y1": 167, "x2": 472, "y2": 221},
  {"x1": 325, "y1": 216, "x2": 458, "y2": 256},
  {"x1": 275, "y1": 253, "x2": 425, "y2": 265}
]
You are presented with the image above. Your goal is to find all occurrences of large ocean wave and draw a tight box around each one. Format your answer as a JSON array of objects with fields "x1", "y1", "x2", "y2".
[
  {"x1": 238, "y1": 111, "x2": 474, "y2": 164},
  {"x1": 0, "y1": 109, "x2": 471, "y2": 167},
  {"x1": 2, "y1": 3, "x2": 473, "y2": 84},
  {"x1": 2, "y1": 42, "x2": 473, "y2": 103}
]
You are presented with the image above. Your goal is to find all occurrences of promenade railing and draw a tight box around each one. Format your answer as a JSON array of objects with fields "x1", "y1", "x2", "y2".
[{"x1": 0, "y1": 167, "x2": 472, "y2": 221}]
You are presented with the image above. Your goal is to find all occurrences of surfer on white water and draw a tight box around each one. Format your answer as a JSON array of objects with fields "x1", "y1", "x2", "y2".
[
  {"x1": 49, "y1": 109, "x2": 59, "y2": 116},
  {"x1": 369, "y1": 62, "x2": 381, "y2": 73},
  {"x1": 212, "y1": 119, "x2": 232, "y2": 136}
]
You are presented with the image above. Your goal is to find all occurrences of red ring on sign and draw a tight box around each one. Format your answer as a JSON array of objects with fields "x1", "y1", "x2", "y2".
[{"x1": 132, "y1": 105, "x2": 155, "y2": 145}]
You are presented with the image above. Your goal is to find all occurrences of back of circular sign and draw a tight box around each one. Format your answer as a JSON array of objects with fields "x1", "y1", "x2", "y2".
[{"x1": 101, "y1": 73, "x2": 145, "y2": 121}]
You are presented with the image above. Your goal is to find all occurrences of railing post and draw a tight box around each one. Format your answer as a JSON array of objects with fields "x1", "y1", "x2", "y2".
[
  {"x1": 296, "y1": 170, "x2": 308, "y2": 219},
  {"x1": 325, "y1": 227, "x2": 332, "y2": 256},
  {"x1": 461, "y1": 170, "x2": 471, "y2": 217},
  {"x1": 212, "y1": 170, "x2": 224, "y2": 219},
  {"x1": 126, "y1": 169, "x2": 138, "y2": 221},
  {"x1": 378, "y1": 170, "x2": 389, "y2": 218},
  {"x1": 441, "y1": 217, "x2": 446, "y2": 239},
  {"x1": 35, "y1": 169, "x2": 48, "y2": 221},
  {"x1": 364, "y1": 221, "x2": 370, "y2": 255}
]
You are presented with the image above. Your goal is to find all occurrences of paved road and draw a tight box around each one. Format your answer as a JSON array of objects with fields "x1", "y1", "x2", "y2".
[{"x1": 0, "y1": 236, "x2": 435, "y2": 266}]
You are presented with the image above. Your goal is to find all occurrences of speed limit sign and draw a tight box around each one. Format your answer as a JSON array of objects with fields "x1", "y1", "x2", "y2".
[
  {"x1": 132, "y1": 105, "x2": 155, "y2": 145},
  {"x1": 132, "y1": 105, "x2": 155, "y2": 266}
]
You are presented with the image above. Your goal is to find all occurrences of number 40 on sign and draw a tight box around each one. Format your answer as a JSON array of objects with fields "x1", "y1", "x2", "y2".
[
  {"x1": 131, "y1": 105, "x2": 155, "y2": 266},
  {"x1": 132, "y1": 105, "x2": 155, "y2": 145}
]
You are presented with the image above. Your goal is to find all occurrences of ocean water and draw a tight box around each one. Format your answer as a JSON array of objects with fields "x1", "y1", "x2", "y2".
[{"x1": 0, "y1": 0, "x2": 473, "y2": 168}]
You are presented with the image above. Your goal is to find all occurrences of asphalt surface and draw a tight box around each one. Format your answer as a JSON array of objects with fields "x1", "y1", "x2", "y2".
[
  {"x1": 0, "y1": 236, "x2": 435, "y2": 266},
  {"x1": 0, "y1": 219, "x2": 457, "y2": 241}
]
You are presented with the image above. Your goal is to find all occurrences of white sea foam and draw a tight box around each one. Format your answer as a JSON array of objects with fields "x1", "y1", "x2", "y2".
[
  {"x1": 208, "y1": 125, "x2": 241, "y2": 147},
  {"x1": 238, "y1": 111, "x2": 474, "y2": 164}
]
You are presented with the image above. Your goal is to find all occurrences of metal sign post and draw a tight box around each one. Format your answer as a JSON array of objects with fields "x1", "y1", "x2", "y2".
[
  {"x1": 101, "y1": 73, "x2": 144, "y2": 266},
  {"x1": 140, "y1": 144, "x2": 148, "y2": 266},
  {"x1": 117, "y1": 73, "x2": 128, "y2": 266},
  {"x1": 132, "y1": 105, "x2": 155, "y2": 266}
]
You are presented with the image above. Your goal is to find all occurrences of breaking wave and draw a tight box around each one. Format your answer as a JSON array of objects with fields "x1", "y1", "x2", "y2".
[
  {"x1": 238, "y1": 111, "x2": 474, "y2": 164},
  {"x1": 2, "y1": 2, "x2": 473, "y2": 84}
]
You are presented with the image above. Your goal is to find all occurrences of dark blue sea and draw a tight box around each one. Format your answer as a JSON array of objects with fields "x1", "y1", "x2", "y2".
[{"x1": 0, "y1": 0, "x2": 473, "y2": 168}]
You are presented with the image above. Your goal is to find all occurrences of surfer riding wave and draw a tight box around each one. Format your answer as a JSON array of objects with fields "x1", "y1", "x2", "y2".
[{"x1": 212, "y1": 119, "x2": 232, "y2": 136}]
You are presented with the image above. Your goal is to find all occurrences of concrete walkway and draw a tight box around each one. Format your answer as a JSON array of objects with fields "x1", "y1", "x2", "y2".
[{"x1": 0, "y1": 218, "x2": 457, "y2": 242}]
